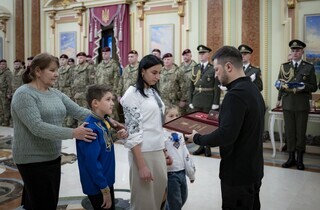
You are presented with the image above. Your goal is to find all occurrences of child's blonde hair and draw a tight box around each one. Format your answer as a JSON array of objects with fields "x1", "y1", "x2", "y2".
[{"x1": 165, "y1": 104, "x2": 180, "y2": 117}]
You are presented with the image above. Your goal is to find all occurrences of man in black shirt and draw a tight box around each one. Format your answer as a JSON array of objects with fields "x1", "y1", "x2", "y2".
[{"x1": 187, "y1": 46, "x2": 265, "y2": 210}]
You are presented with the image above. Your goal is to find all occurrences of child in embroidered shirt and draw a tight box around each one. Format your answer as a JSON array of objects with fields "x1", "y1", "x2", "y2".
[
  {"x1": 76, "y1": 84, "x2": 128, "y2": 210},
  {"x1": 164, "y1": 104, "x2": 196, "y2": 210}
]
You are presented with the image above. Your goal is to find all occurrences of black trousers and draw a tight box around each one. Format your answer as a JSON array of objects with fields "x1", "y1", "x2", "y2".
[
  {"x1": 16, "y1": 156, "x2": 61, "y2": 210},
  {"x1": 221, "y1": 181, "x2": 261, "y2": 210},
  {"x1": 88, "y1": 186, "x2": 115, "y2": 210}
]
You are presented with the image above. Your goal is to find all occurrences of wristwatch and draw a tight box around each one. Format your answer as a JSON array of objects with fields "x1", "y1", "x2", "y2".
[{"x1": 101, "y1": 186, "x2": 110, "y2": 194}]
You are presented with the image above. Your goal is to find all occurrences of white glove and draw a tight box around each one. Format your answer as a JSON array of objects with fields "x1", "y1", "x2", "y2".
[
  {"x1": 250, "y1": 73, "x2": 256, "y2": 82},
  {"x1": 189, "y1": 104, "x2": 194, "y2": 109},
  {"x1": 297, "y1": 82, "x2": 305, "y2": 90},
  {"x1": 211, "y1": 104, "x2": 219, "y2": 110},
  {"x1": 218, "y1": 85, "x2": 227, "y2": 91}
]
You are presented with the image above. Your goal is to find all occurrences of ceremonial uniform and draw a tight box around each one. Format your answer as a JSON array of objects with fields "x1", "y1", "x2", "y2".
[
  {"x1": 190, "y1": 45, "x2": 221, "y2": 157},
  {"x1": 238, "y1": 44, "x2": 263, "y2": 92},
  {"x1": 276, "y1": 39, "x2": 318, "y2": 170},
  {"x1": 189, "y1": 63, "x2": 220, "y2": 112},
  {"x1": 12, "y1": 67, "x2": 24, "y2": 93}
]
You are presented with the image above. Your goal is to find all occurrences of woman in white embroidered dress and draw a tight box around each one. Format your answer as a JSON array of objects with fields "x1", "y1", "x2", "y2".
[{"x1": 120, "y1": 54, "x2": 167, "y2": 210}]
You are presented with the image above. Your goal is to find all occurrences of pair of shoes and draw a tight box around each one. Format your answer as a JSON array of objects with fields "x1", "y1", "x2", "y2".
[
  {"x1": 296, "y1": 151, "x2": 305, "y2": 170},
  {"x1": 193, "y1": 146, "x2": 205, "y2": 155},
  {"x1": 205, "y1": 146, "x2": 211, "y2": 157}
]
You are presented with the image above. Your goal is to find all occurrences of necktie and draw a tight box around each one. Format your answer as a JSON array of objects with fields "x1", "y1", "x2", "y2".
[
  {"x1": 201, "y1": 64, "x2": 204, "y2": 72},
  {"x1": 294, "y1": 62, "x2": 298, "y2": 75},
  {"x1": 152, "y1": 89, "x2": 164, "y2": 125}
]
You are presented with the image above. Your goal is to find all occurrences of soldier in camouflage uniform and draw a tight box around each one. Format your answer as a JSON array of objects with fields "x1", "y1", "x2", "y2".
[
  {"x1": 117, "y1": 50, "x2": 139, "y2": 99},
  {"x1": 95, "y1": 46, "x2": 120, "y2": 120},
  {"x1": 0, "y1": 59, "x2": 13, "y2": 126},
  {"x1": 56, "y1": 54, "x2": 75, "y2": 127},
  {"x1": 152, "y1": 49, "x2": 161, "y2": 59},
  {"x1": 12, "y1": 59, "x2": 24, "y2": 94},
  {"x1": 68, "y1": 58, "x2": 75, "y2": 68},
  {"x1": 72, "y1": 52, "x2": 95, "y2": 108},
  {"x1": 189, "y1": 45, "x2": 221, "y2": 157},
  {"x1": 179, "y1": 49, "x2": 197, "y2": 115},
  {"x1": 159, "y1": 53, "x2": 184, "y2": 107}
]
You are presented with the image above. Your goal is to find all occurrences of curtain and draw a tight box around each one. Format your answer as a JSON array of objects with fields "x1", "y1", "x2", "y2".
[{"x1": 88, "y1": 4, "x2": 130, "y2": 67}]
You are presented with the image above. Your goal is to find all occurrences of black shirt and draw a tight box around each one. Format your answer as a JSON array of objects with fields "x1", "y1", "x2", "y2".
[{"x1": 194, "y1": 77, "x2": 265, "y2": 186}]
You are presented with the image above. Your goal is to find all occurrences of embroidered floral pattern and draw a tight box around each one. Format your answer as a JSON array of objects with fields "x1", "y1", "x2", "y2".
[{"x1": 123, "y1": 106, "x2": 141, "y2": 134}]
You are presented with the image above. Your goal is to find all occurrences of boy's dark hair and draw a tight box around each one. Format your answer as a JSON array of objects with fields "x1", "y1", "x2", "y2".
[
  {"x1": 136, "y1": 54, "x2": 163, "y2": 97},
  {"x1": 86, "y1": 84, "x2": 113, "y2": 109},
  {"x1": 211, "y1": 46, "x2": 243, "y2": 69}
]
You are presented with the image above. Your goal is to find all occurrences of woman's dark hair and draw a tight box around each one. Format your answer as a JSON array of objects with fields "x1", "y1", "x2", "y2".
[
  {"x1": 136, "y1": 54, "x2": 163, "y2": 97},
  {"x1": 22, "y1": 53, "x2": 59, "y2": 84}
]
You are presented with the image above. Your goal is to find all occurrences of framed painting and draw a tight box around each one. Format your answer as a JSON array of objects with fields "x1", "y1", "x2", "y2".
[
  {"x1": 304, "y1": 14, "x2": 320, "y2": 83},
  {"x1": 60, "y1": 31, "x2": 77, "y2": 58},
  {"x1": 149, "y1": 24, "x2": 174, "y2": 55}
]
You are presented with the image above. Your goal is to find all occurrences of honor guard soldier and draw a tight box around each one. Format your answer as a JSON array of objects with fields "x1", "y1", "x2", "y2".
[
  {"x1": 68, "y1": 58, "x2": 75, "y2": 68},
  {"x1": 276, "y1": 39, "x2": 317, "y2": 170},
  {"x1": 238, "y1": 44, "x2": 263, "y2": 91},
  {"x1": 189, "y1": 45, "x2": 221, "y2": 157},
  {"x1": 179, "y1": 49, "x2": 197, "y2": 115}
]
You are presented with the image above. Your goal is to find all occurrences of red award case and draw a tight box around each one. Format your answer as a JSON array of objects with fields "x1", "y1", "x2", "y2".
[{"x1": 163, "y1": 111, "x2": 219, "y2": 135}]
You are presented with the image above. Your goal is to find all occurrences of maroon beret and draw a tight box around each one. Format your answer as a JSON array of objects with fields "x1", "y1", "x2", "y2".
[
  {"x1": 182, "y1": 49, "x2": 191, "y2": 55},
  {"x1": 162, "y1": 53, "x2": 173, "y2": 59}
]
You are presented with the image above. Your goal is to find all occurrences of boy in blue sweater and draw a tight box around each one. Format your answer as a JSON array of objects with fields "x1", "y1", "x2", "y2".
[{"x1": 76, "y1": 84, "x2": 128, "y2": 210}]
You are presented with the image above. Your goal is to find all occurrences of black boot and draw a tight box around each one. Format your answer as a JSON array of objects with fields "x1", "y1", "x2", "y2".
[
  {"x1": 193, "y1": 146, "x2": 205, "y2": 155},
  {"x1": 205, "y1": 146, "x2": 211, "y2": 157},
  {"x1": 296, "y1": 151, "x2": 305, "y2": 170},
  {"x1": 282, "y1": 151, "x2": 296, "y2": 168}
]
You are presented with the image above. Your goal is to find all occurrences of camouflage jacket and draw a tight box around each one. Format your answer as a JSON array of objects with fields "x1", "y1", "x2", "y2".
[
  {"x1": 55, "y1": 65, "x2": 72, "y2": 90},
  {"x1": 117, "y1": 63, "x2": 139, "y2": 96},
  {"x1": 12, "y1": 67, "x2": 24, "y2": 93},
  {"x1": 95, "y1": 59, "x2": 120, "y2": 95},
  {"x1": 0, "y1": 68, "x2": 13, "y2": 95},
  {"x1": 72, "y1": 63, "x2": 95, "y2": 95},
  {"x1": 179, "y1": 60, "x2": 197, "y2": 102},
  {"x1": 159, "y1": 65, "x2": 184, "y2": 105}
]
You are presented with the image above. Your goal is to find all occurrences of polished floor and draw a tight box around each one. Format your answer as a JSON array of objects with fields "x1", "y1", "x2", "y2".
[{"x1": 1, "y1": 126, "x2": 320, "y2": 210}]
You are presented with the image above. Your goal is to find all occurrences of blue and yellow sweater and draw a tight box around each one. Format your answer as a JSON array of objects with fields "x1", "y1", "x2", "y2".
[{"x1": 76, "y1": 113, "x2": 115, "y2": 196}]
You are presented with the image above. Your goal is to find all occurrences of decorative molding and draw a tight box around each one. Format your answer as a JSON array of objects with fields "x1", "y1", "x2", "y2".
[
  {"x1": 74, "y1": 6, "x2": 86, "y2": 26},
  {"x1": 136, "y1": 0, "x2": 146, "y2": 20},
  {"x1": 0, "y1": 6, "x2": 10, "y2": 36},
  {"x1": 287, "y1": 0, "x2": 296, "y2": 9},
  {"x1": 176, "y1": 0, "x2": 185, "y2": 17},
  {"x1": 48, "y1": 10, "x2": 57, "y2": 29}
]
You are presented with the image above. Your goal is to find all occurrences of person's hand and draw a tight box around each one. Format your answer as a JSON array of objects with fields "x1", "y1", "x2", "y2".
[
  {"x1": 101, "y1": 190, "x2": 112, "y2": 209},
  {"x1": 185, "y1": 130, "x2": 198, "y2": 143},
  {"x1": 189, "y1": 104, "x2": 194, "y2": 109},
  {"x1": 276, "y1": 100, "x2": 281, "y2": 107},
  {"x1": 116, "y1": 128, "x2": 128, "y2": 139},
  {"x1": 179, "y1": 100, "x2": 186, "y2": 108},
  {"x1": 73, "y1": 122, "x2": 96, "y2": 142},
  {"x1": 250, "y1": 73, "x2": 256, "y2": 82},
  {"x1": 109, "y1": 118, "x2": 125, "y2": 131},
  {"x1": 211, "y1": 104, "x2": 219, "y2": 110},
  {"x1": 139, "y1": 165, "x2": 154, "y2": 182}
]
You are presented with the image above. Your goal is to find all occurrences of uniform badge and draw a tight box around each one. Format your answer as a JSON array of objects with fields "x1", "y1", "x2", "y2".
[
  {"x1": 207, "y1": 77, "x2": 211, "y2": 82},
  {"x1": 303, "y1": 76, "x2": 306, "y2": 80}
]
